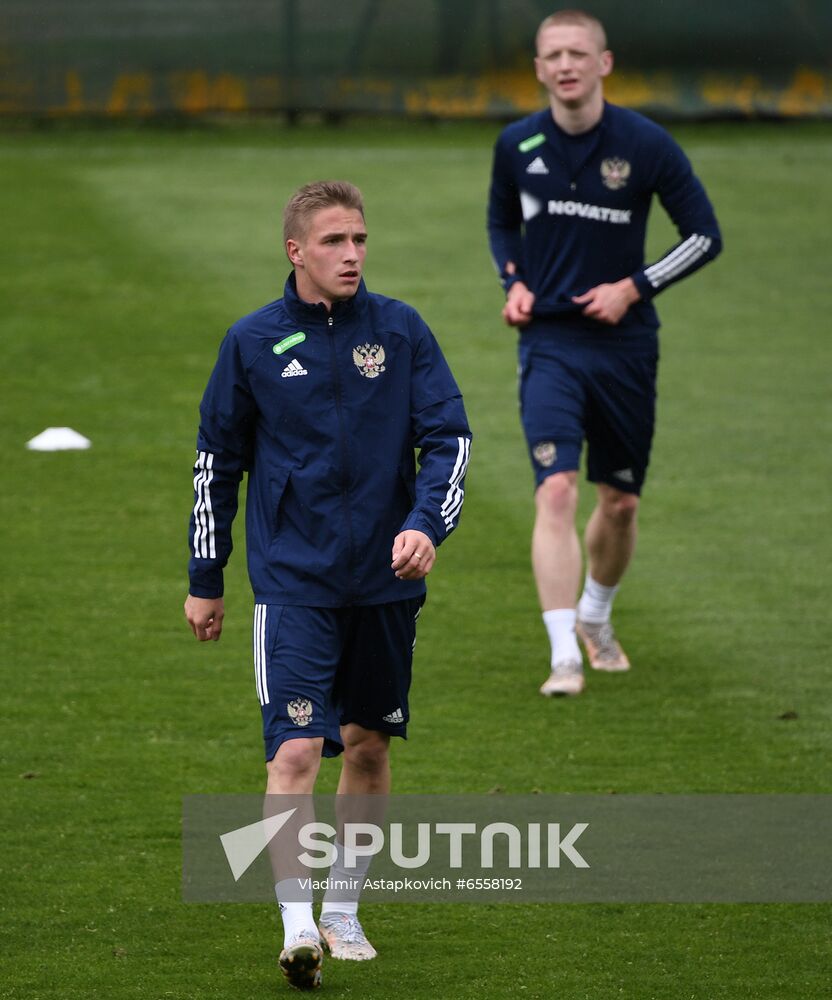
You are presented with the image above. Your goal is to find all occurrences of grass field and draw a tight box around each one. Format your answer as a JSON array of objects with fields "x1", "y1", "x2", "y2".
[{"x1": 1, "y1": 120, "x2": 831, "y2": 999}]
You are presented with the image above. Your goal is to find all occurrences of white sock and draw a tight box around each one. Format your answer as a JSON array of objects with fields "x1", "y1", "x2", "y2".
[
  {"x1": 542, "y1": 608, "x2": 581, "y2": 666},
  {"x1": 577, "y1": 574, "x2": 619, "y2": 624},
  {"x1": 320, "y1": 843, "x2": 373, "y2": 918},
  {"x1": 275, "y1": 878, "x2": 315, "y2": 945}
]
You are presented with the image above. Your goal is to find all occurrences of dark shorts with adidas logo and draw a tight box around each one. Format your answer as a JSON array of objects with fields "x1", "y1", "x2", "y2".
[
  {"x1": 252, "y1": 598, "x2": 425, "y2": 761},
  {"x1": 518, "y1": 320, "x2": 658, "y2": 495}
]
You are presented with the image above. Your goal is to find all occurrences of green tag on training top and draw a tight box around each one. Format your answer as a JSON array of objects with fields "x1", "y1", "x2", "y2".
[
  {"x1": 518, "y1": 133, "x2": 546, "y2": 154},
  {"x1": 273, "y1": 332, "x2": 306, "y2": 355}
]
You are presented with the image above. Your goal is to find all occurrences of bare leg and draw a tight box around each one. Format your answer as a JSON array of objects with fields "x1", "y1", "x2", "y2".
[
  {"x1": 266, "y1": 738, "x2": 323, "y2": 967},
  {"x1": 319, "y1": 725, "x2": 390, "y2": 958},
  {"x1": 584, "y1": 483, "x2": 639, "y2": 587},
  {"x1": 531, "y1": 471, "x2": 582, "y2": 610},
  {"x1": 337, "y1": 724, "x2": 391, "y2": 795},
  {"x1": 532, "y1": 472, "x2": 585, "y2": 693},
  {"x1": 266, "y1": 736, "x2": 323, "y2": 794},
  {"x1": 332, "y1": 724, "x2": 391, "y2": 868},
  {"x1": 577, "y1": 483, "x2": 639, "y2": 672}
]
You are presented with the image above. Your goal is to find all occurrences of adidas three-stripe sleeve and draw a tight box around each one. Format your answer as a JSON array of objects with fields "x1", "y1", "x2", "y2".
[
  {"x1": 400, "y1": 318, "x2": 471, "y2": 545},
  {"x1": 188, "y1": 331, "x2": 256, "y2": 599}
]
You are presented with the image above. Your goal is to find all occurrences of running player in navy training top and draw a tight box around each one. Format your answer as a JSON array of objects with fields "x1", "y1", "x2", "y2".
[
  {"x1": 185, "y1": 181, "x2": 471, "y2": 989},
  {"x1": 488, "y1": 10, "x2": 721, "y2": 696}
]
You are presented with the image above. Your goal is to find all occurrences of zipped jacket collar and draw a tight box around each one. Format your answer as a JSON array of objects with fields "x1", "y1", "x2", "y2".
[{"x1": 282, "y1": 271, "x2": 369, "y2": 325}]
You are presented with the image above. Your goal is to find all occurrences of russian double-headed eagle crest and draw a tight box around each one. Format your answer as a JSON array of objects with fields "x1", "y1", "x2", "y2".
[
  {"x1": 533, "y1": 441, "x2": 557, "y2": 468},
  {"x1": 353, "y1": 343, "x2": 386, "y2": 378},
  {"x1": 601, "y1": 157, "x2": 631, "y2": 191},
  {"x1": 287, "y1": 698, "x2": 313, "y2": 727}
]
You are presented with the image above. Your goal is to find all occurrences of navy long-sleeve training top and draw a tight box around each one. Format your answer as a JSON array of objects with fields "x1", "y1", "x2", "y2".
[{"x1": 488, "y1": 102, "x2": 722, "y2": 331}]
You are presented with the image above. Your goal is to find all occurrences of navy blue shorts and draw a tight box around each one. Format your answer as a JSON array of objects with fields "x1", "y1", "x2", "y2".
[
  {"x1": 252, "y1": 598, "x2": 424, "y2": 762},
  {"x1": 518, "y1": 325, "x2": 658, "y2": 494}
]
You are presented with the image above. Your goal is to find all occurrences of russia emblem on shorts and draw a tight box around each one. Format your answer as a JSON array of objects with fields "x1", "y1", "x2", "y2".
[
  {"x1": 287, "y1": 697, "x2": 313, "y2": 727},
  {"x1": 533, "y1": 441, "x2": 557, "y2": 467}
]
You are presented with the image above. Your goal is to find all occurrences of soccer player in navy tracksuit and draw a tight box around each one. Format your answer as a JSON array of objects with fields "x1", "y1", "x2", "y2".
[
  {"x1": 488, "y1": 9, "x2": 721, "y2": 697},
  {"x1": 184, "y1": 181, "x2": 471, "y2": 990}
]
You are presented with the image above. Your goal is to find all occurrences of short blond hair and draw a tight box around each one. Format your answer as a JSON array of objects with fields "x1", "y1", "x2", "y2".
[
  {"x1": 283, "y1": 180, "x2": 365, "y2": 243},
  {"x1": 536, "y1": 9, "x2": 607, "y2": 52}
]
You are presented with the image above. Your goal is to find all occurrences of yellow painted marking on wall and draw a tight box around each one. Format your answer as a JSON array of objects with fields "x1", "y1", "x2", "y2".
[
  {"x1": 701, "y1": 74, "x2": 754, "y2": 112},
  {"x1": 403, "y1": 70, "x2": 541, "y2": 116},
  {"x1": 52, "y1": 71, "x2": 86, "y2": 115},
  {"x1": 171, "y1": 72, "x2": 248, "y2": 114},
  {"x1": 107, "y1": 73, "x2": 154, "y2": 115},
  {"x1": 778, "y1": 68, "x2": 826, "y2": 116},
  {"x1": 606, "y1": 73, "x2": 674, "y2": 109},
  {"x1": 0, "y1": 66, "x2": 829, "y2": 118}
]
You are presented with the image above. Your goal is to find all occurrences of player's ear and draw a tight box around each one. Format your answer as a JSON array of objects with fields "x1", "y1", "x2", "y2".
[
  {"x1": 286, "y1": 238, "x2": 303, "y2": 267},
  {"x1": 600, "y1": 49, "x2": 613, "y2": 78}
]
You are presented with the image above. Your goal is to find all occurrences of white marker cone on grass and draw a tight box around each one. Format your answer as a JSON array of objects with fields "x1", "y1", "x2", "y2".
[{"x1": 26, "y1": 427, "x2": 92, "y2": 451}]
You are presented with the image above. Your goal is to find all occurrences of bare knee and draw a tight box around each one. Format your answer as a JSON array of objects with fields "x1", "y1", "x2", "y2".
[
  {"x1": 342, "y1": 726, "x2": 390, "y2": 778},
  {"x1": 536, "y1": 472, "x2": 579, "y2": 522},
  {"x1": 266, "y1": 737, "x2": 322, "y2": 789},
  {"x1": 598, "y1": 486, "x2": 639, "y2": 529}
]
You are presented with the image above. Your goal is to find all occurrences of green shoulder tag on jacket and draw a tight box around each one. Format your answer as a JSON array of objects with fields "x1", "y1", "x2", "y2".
[
  {"x1": 273, "y1": 332, "x2": 306, "y2": 355},
  {"x1": 518, "y1": 133, "x2": 546, "y2": 154}
]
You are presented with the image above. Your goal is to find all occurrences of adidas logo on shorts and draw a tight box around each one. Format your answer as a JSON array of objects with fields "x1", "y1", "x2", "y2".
[
  {"x1": 382, "y1": 708, "x2": 404, "y2": 723},
  {"x1": 281, "y1": 359, "x2": 308, "y2": 378}
]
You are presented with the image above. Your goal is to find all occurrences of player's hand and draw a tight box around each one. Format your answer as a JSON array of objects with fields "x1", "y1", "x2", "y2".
[
  {"x1": 572, "y1": 277, "x2": 641, "y2": 325},
  {"x1": 184, "y1": 595, "x2": 225, "y2": 641},
  {"x1": 391, "y1": 530, "x2": 436, "y2": 581},
  {"x1": 502, "y1": 281, "x2": 536, "y2": 327}
]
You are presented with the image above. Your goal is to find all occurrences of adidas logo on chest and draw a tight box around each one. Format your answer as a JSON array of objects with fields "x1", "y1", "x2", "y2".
[
  {"x1": 281, "y1": 359, "x2": 308, "y2": 378},
  {"x1": 526, "y1": 156, "x2": 549, "y2": 175}
]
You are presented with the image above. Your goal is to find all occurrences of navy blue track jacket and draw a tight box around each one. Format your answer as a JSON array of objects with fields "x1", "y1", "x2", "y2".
[
  {"x1": 188, "y1": 275, "x2": 471, "y2": 606},
  {"x1": 488, "y1": 102, "x2": 722, "y2": 331}
]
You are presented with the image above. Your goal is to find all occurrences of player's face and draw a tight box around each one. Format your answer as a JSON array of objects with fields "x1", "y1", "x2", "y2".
[
  {"x1": 534, "y1": 24, "x2": 612, "y2": 109},
  {"x1": 287, "y1": 205, "x2": 367, "y2": 308}
]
